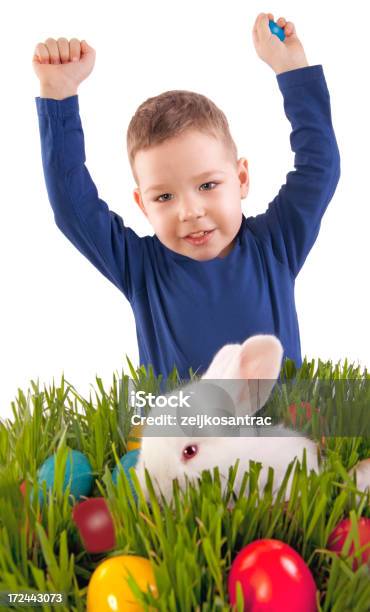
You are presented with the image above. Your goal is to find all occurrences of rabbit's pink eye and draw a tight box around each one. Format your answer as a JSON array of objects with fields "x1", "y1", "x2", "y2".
[{"x1": 182, "y1": 444, "x2": 198, "y2": 460}]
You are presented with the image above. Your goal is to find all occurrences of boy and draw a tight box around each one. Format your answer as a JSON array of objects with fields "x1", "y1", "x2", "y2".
[{"x1": 33, "y1": 13, "x2": 340, "y2": 382}]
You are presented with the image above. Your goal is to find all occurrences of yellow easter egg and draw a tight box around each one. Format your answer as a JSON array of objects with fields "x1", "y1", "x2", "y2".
[
  {"x1": 127, "y1": 424, "x2": 144, "y2": 451},
  {"x1": 87, "y1": 554, "x2": 158, "y2": 611}
]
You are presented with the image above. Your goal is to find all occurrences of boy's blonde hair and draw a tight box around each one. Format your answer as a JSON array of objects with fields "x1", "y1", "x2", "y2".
[{"x1": 127, "y1": 90, "x2": 238, "y2": 185}]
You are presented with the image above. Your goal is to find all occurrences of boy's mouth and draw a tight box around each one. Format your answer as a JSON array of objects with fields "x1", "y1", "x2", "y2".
[{"x1": 183, "y1": 229, "x2": 215, "y2": 245}]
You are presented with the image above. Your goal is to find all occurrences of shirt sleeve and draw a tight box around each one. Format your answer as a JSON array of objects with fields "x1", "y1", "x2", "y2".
[
  {"x1": 35, "y1": 94, "x2": 145, "y2": 302},
  {"x1": 247, "y1": 65, "x2": 341, "y2": 279}
]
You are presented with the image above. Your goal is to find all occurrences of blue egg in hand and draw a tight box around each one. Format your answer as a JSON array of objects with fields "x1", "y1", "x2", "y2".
[
  {"x1": 269, "y1": 20, "x2": 285, "y2": 42},
  {"x1": 37, "y1": 449, "x2": 94, "y2": 504}
]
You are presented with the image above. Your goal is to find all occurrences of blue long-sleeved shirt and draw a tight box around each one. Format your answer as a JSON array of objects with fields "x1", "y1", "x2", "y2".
[{"x1": 35, "y1": 64, "x2": 340, "y2": 381}]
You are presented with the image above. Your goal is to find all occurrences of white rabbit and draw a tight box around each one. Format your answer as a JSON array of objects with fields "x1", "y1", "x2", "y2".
[
  {"x1": 135, "y1": 335, "x2": 370, "y2": 504},
  {"x1": 349, "y1": 458, "x2": 370, "y2": 494}
]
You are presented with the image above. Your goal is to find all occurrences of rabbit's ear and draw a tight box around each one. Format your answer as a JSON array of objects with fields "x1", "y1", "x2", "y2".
[
  {"x1": 202, "y1": 335, "x2": 283, "y2": 416},
  {"x1": 202, "y1": 344, "x2": 241, "y2": 379},
  {"x1": 203, "y1": 335, "x2": 283, "y2": 380},
  {"x1": 238, "y1": 335, "x2": 284, "y2": 380},
  {"x1": 234, "y1": 335, "x2": 284, "y2": 414}
]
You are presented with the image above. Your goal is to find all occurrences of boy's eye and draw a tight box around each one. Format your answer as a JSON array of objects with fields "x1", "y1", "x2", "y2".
[
  {"x1": 199, "y1": 182, "x2": 217, "y2": 191},
  {"x1": 156, "y1": 193, "x2": 173, "y2": 202},
  {"x1": 155, "y1": 182, "x2": 217, "y2": 202}
]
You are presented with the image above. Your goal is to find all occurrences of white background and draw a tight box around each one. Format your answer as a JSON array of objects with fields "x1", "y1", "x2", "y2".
[{"x1": 1, "y1": 1, "x2": 369, "y2": 419}]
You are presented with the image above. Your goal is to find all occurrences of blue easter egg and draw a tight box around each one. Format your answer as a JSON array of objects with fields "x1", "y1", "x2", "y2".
[
  {"x1": 112, "y1": 449, "x2": 140, "y2": 501},
  {"x1": 37, "y1": 449, "x2": 94, "y2": 503},
  {"x1": 269, "y1": 20, "x2": 285, "y2": 42}
]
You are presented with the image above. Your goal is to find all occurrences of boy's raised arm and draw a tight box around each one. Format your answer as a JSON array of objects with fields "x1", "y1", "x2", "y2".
[
  {"x1": 249, "y1": 14, "x2": 341, "y2": 279},
  {"x1": 33, "y1": 38, "x2": 145, "y2": 302}
]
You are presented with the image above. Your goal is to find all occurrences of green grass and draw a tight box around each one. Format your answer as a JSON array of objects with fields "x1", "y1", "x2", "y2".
[{"x1": 0, "y1": 356, "x2": 369, "y2": 611}]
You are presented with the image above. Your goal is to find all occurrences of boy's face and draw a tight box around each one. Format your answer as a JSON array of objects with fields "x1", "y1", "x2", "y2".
[{"x1": 133, "y1": 129, "x2": 249, "y2": 260}]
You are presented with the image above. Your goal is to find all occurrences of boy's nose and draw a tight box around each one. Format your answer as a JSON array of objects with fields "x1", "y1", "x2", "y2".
[{"x1": 178, "y1": 198, "x2": 206, "y2": 222}]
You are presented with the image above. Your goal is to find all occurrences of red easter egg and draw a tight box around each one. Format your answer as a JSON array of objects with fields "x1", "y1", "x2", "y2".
[
  {"x1": 228, "y1": 539, "x2": 317, "y2": 611},
  {"x1": 19, "y1": 508, "x2": 42, "y2": 545},
  {"x1": 328, "y1": 517, "x2": 370, "y2": 570},
  {"x1": 19, "y1": 480, "x2": 42, "y2": 544},
  {"x1": 72, "y1": 497, "x2": 116, "y2": 553},
  {"x1": 288, "y1": 402, "x2": 325, "y2": 443},
  {"x1": 288, "y1": 402, "x2": 315, "y2": 427}
]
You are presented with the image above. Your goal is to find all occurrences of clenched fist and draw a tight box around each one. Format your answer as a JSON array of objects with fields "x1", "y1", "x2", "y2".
[
  {"x1": 32, "y1": 38, "x2": 96, "y2": 100},
  {"x1": 252, "y1": 13, "x2": 309, "y2": 75}
]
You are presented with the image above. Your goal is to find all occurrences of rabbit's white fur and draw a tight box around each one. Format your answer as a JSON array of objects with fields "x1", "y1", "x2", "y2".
[
  {"x1": 349, "y1": 458, "x2": 370, "y2": 494},
  {"x1": 135, "y1": 335, "x2": 370, "y2": 504}
]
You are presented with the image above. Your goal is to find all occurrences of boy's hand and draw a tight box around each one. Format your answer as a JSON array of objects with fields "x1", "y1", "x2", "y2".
[
  {"x1": 252, "y1": 13, "x2": 309, "y2": 75},
  {"x1": 32, "y1": 38, "x2": 96, "y2": 99}
]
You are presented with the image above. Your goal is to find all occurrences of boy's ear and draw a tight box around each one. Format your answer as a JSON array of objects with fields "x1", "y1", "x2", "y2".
[
  {"x1": 133, "y1": 188, "x2": 148, "y2": 218},
  {"x1": 238, "y1": 158, "x2": 249, "y2": 199}
]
